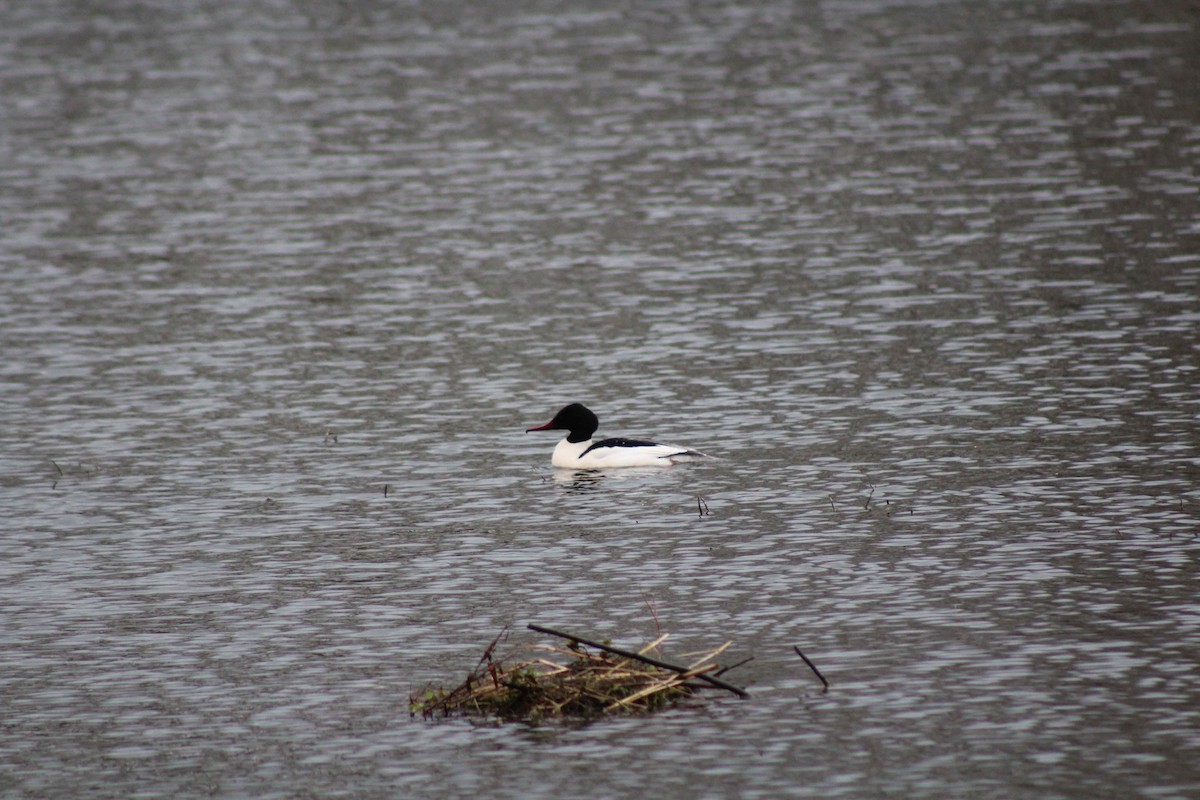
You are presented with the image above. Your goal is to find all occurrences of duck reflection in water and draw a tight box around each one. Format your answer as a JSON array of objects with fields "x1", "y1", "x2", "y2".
[{"x1": 546, "y1": 466, "x2": 677, "y2": 493}]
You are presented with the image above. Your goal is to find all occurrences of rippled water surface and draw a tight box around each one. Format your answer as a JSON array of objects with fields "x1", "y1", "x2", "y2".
[{"x1": 3, "y1": 0, "x2": 1199, "y2": 797}]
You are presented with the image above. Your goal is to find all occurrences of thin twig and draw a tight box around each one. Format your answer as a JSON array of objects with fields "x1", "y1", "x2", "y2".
[
  {"x1": 475, "y1": 626, "x2": 509, "y2": 669},
  {"x1": 639, "y1": 633, "x2": 670, "y2": 655},
  {"x1": 642, "y1": 592, "x2": 662, "y2": 636},
  {"x1": 606, "y1": 674, "x2": 686, "y2": 711},
  {"x1": 793, "y1": 646, "x2": 829, "y2": 691},
  {"x1": 680, "y1": 641, "x2": 732, "y2": 667},
  {"x1": 528, "y1": 624, "x2": 749, "y2": 699},
  {"x1": 531, "y1": 644, "x2": 610, "y2": 661},
  {"x1": 533, "y1": 659, "x2": 570, "y2": 675},
  {"x1": 714, "y1": 655, "x2": 754, "y2": 677}
]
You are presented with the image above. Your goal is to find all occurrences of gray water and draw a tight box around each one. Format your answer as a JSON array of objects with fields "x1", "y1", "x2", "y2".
[{"x1": 2, "y1": 0, "x2": 1199, "y2": 797}]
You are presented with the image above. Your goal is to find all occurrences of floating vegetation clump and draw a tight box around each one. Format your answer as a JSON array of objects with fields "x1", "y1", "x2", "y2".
[{"x1": 412, "y1": 624, "x2": 750, "y2": 722}]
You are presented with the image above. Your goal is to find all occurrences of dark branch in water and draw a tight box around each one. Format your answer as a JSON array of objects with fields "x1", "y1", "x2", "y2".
[{"x1": 794, "y1": 645, "x2": 829, "y2": 691}]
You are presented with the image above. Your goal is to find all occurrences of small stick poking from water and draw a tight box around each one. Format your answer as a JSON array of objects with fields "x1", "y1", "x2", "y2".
[
  {"x1": 828, "y1": 495, "x2": 835, "y2": 511},
  {"x1": 864, "y1": 484, "x2": 875, "y2": 510},
  {"x1": 476, "y1": 625, "x2": 509, "y2": 670},
  {"x1": 384, "y1": 484, "x2": 389, "y2": 497},
  {"x1": 642, "y1": 592, "x2": 662, "y2": 636},
  {"x1": 715, "y1": 655, "x2": 755, "y2": 677},
  {"x1": 794, "y1": 646, "x2": 829, "y2": 692},
  {"x1": 697, "y1": 496, "x2": 712, "y2": 517}
]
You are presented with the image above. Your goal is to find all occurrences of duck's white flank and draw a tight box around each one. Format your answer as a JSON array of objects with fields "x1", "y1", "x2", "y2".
[{"x1": 551, "y1": 438, "x2": 700, "y2": 469}]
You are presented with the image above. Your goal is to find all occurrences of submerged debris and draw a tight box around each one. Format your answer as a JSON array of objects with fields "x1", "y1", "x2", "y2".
[{"x1": 412, "y1": 624, "x2": 750, "y2": 722}]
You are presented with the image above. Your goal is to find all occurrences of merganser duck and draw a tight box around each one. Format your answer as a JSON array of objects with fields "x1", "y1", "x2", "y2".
[{"x1": 526, "y1": 403, "x2": 707, "y2": 468}]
